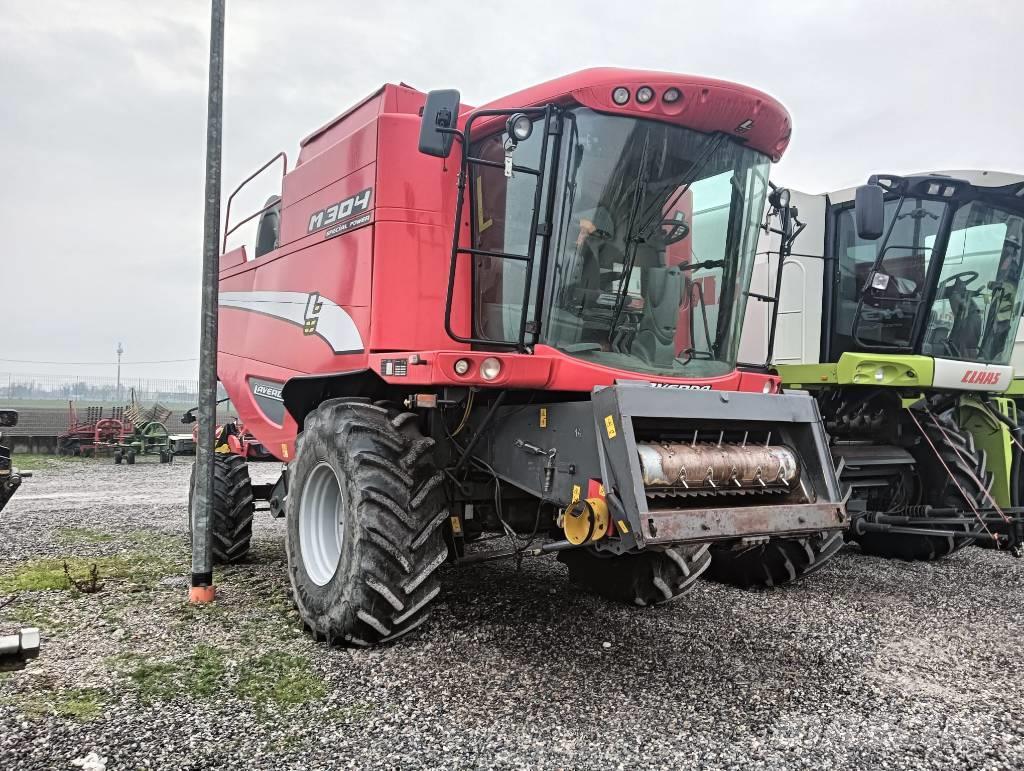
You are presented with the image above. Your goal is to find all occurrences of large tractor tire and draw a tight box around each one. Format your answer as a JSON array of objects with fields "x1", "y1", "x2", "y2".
[
  {"x1": 188, "y1": 453, "x2": 255, "y2": 564},
  {"x1": 558, "y1": 544, "x2": 711, "y2": 606},
  {"x1": 706, "y1": 531, "x2": 844, "y2": 589},
  {"x1": 285, "y1": 400, "x2": 448, "y2": 647},
  {"x1": 852, "y1": 408, "x2": 987, "y2": 561}
]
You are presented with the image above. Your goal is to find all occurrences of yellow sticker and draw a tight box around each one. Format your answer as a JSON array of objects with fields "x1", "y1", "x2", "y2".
[
  {"x1": 450, "y1": 516, "x2": 463, "y2": 535},
  {"x1": 571, "y1": 484, "x2": 581, "y2": 503},
  {"x1": 281, "y1": 443, "x2": 289, "y2": 459},
  {"x1": 598, "y1": 484, "x2": 606, "y2": 497},
  {"x1": 604, "y1": 415, "x2": 617, "y2": 439},
  {"x1": 539, "y1": 408, "x2": 548, "y2": 428},
  {"x1": 616, "y1": 519, "x2": 630, "y2": 534}
]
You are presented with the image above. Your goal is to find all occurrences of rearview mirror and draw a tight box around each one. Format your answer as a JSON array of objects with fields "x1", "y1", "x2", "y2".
[
  {"x1": 855, "y1": 183, "x2": 885, "y2": 240},
  {"x1": 418, "y1": 89, "x2": 461, "y2": 158},
  {"x1": 0, "y1": 410, "x2": 18, "y2": 428}
]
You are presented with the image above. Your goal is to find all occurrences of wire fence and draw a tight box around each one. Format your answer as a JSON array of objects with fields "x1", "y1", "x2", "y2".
[{"x1": 1, "y1": 373, "x2": 201, "y2": 405}]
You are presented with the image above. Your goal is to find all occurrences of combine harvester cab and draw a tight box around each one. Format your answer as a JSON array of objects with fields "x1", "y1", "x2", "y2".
[
  {"x1": 208, "y1": 69, "x2": 845, "y2": 646},
  {"x1": 743, "y1": 170, "x2": 1024, "y2": 560}
]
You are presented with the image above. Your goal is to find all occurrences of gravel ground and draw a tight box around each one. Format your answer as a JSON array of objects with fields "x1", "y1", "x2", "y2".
[{"x1": 2, "y1": 457, "x2": 1024, "y2": 770}]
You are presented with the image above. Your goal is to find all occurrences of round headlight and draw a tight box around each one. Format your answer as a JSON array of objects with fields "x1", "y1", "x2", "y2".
[
  {"x1": 454, "y1": 358, "x2": 470, "y2": 376},
  {"x1": 480, "y1": 357, "x2": 502, "y2": 381},
  {"x1": 762, "y1": 381, "x2": 773, "y2": 394},
  {"x1": 507, "y1": 113, "x2": 532, "y2": 143},
  {"x1": 611, "y1": 87, "x2": 630, "y2": 105},
  {"x1": 636, "y1": 86, "x2": 654, "y2": 104},
  {"x1": 663, "y1": 87, "x2": 682, "y2": 104}
]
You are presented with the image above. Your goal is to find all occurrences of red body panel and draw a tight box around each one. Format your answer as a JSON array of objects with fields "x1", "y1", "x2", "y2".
[{"x1": 217, "y1": 69, "x2": 790, "y2": 461}]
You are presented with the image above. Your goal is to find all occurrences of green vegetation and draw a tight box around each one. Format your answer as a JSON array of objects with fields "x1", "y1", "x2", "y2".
[
  {"x1": 4, "y1": 603, "x2": 64, "y2": 633},
  {"x1": 114, "y1": 645, "x2": 325, "y2": 710},
  {"x1": 55, "y1": 526, "x2": 115, "y2": 544},
  {"x1": 0, "y1": 551, "x2": 184, "y2": 592},
  {"x1": 124, "y1": 645, "x2": 226, "y2": 702},
  {"x1": 235, "y1": 651, "x2": 325, "y2": 708},
  {"x1": 1, "y1": 687, "x2": 108, "y2": 721}
]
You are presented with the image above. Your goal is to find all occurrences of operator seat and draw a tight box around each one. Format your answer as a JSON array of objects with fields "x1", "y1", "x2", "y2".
[{"x1": 254, "y1": 195, "x2": 282, "y2": 258}]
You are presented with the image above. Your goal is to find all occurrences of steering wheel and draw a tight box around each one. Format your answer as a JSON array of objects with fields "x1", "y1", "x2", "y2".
[
  {"x1": 654, "y1": 218, "x2": 690, "y2": 245},
  {"x1": 939, "y1": 270, "x2": 980, "y2": 290}
]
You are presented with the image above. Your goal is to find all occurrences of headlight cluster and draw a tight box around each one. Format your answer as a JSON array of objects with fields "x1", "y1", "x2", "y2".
[{"x1": 611, "y1": 86, "x2": 683, "y2": 107}]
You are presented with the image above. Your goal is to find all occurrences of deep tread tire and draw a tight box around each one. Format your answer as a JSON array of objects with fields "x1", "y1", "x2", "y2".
[
  {"x1": 852, "y1": 408, "x2": 986, "y2": 561},
  {"x1": 558, "y1": 544, "x2": 711, "y2": 606},
  {"x1": 286, "y1": 400, "x2": 447, "y2": 647},
  {"x1": 189, "y1": 453, "x2": 255, "y2": 564},
  {"x1": 706, "y1": 531, "x2": 844, "y2": 589}
]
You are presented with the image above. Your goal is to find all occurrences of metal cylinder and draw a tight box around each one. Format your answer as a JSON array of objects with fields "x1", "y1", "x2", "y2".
[{"x1": 637, "y1": 441, "x2": 799, "y2": 492}]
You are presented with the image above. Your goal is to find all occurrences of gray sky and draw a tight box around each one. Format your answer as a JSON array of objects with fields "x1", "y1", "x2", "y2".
[{"x1": 2, "y1": 0, "x2": 1021, "y2": 379}]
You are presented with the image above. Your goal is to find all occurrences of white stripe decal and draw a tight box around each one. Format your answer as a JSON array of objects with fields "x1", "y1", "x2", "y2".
[{"x1": 219, "y1": 290, "x2": 364, "y2": 354}]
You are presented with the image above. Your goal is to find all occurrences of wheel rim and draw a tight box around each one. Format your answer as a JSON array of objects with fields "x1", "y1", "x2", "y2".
[{"x1": 299, "y1": 462, "x2": 344, "y2": 586}]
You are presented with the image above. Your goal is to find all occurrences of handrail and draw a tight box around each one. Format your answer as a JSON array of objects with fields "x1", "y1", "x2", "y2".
[{"x1": 222, "y1": 152, "x2": 288, "y2": 252}]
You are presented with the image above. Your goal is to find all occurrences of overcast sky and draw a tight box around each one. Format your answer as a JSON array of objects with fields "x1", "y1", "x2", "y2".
[{"x1": 2, "y1": 0, "x2": 1021, "y2": 379}]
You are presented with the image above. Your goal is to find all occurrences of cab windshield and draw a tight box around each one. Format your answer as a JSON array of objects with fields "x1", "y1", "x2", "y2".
[
  {"x1": 470, "y1": 107, "x2": 771, "y2": 378},
  {"x1": 834, "y1": 194, "x2": 1024, "y2": 365}
]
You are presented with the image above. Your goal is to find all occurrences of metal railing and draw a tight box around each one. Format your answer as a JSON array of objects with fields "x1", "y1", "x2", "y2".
[{"x1": 1, "y1": 373, "x2": 202, "y2": 404}]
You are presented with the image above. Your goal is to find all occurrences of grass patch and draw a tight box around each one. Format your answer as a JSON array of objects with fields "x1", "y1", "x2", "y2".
[
  {"x1": 55, "y1": 527, "x2": 115, "y2": 544},
  {"x1": 115, "y1": 646, "x2": 324, "y2": 710},
  {"x1": 235, "y1": 652, "x2": 325, "y2": 708},
  {"x1": 124, "y1": 645, "x2": 226, "y2": 702},
  {"x1": 4, "y1": 603, "x2": 64, "y2": 633},
  {"x1": 1, "y1": 687, "x2": 108, "y2": 721},
  {"x1": 0, "y1": 551, "x2": 184, "y2": 592}
]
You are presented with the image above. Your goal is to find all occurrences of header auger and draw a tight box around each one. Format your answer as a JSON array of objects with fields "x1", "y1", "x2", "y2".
[{"x1": 202, "y1": 68, "x2": 846, "y2": 645}]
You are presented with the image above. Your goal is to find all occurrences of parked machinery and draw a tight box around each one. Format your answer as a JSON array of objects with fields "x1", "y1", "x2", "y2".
[
  {"x1": 57, "y1": 400, "x2": 173, "y2": 463},
  {"x1": 741, "y1": 171, "x2": 1024, "y2": 561},
  {"x1": 199, "y1": 69, "x2": 846, "y2": 646},
  {"x1": 0, "y1": 410, "x2": 29, "y2": 514},
  {"x1": 57, "y1": 404, "x2": 126, "y2": 457}
]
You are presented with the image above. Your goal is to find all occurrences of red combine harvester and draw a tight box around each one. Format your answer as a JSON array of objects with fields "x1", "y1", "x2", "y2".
[{"x1": 206, "y1": 68, "x2": 845, "y2": 646}]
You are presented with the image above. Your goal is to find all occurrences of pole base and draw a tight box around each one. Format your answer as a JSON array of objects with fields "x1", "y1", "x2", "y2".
[{"x1": 188, "y1": 585, "x2": 216, "y2": 604}]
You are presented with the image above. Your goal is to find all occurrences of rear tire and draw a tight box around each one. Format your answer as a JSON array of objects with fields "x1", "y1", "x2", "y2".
[
  {"x1": 852, "y1": 408, "x2": 986, "y2": 561},
  {"x1": 558, "y1": 544, "x2": 711, "y2": 606},
  {"x1": 706, "y1": 531, "x2": 844, "y2": 588},
  {"x1": 188, "y1": 453, "x2": 255, "y2": 564},
  {"x1": 285, "y1": 400, "x2": 448, "y2": 647}
]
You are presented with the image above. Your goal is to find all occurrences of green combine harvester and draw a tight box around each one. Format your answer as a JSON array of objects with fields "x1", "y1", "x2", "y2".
[{"x1": 739, "y1": 170, "x2": 1024, "y2": 562}]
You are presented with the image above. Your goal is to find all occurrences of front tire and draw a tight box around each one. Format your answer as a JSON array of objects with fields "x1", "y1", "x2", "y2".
[
  {"x1": 851, "y1": 407, "x2": 986, "y2": 561},
  {"x1": 706, "y1": 531, "x2": 844, "y2": 588},
  {"x1": 286, "y1": 400, "x2": 448, "y2": 647},
  {"x1": 188, "y1": 453, "x2": 255, "y2": 564},
  {"x1": 558, "y1": 544, "x2": 711, "y2": 605}
]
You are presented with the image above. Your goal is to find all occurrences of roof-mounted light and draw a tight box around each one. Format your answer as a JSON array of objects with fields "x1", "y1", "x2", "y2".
[
  {"x1": 611, "y1": 87, "x2": 630, "y2": 105},
  {"x1": 636, "y1": 86, "x2": 654, "y2": 104},
  {"x1": 663, "y1": 87, "x2": 682, "y2": 103},
  {"x1": 507, "y1": 113, "x2": 533, "y2": 143}
]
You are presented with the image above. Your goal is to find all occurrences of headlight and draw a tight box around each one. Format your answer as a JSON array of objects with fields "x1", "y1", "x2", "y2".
[
  {"x1": 762, "y1": 381, "x2": 773, "y2": 394},
  {"x1": 480, "y1": 357, "x2": 502, "y2": 381},
  {"x1": 454, "y1": 359, "x2": 470, "y2": 376},
  {"x1": 612, "y1": 87, "x2": 630, "y2": 105},
  {"x1": 874, "y1": 368, "x2": 885, "y2": 382},
  {"x1": 507, "y1": 113, "x2": 532, "y2": 143},
  {"x1": 662, "y1": 87, "x2": 682, "y2": 103},
  {"x1": 636, "y1": 86, "x2": 654, "y2": 104}
]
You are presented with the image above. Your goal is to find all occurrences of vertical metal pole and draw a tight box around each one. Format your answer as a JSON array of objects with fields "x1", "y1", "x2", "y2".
[
  {"x1": 116, "y1": 342, "x2": 123, "y2": 403},
  {"x1": 190, "y1": 0, "x2": 225, "y2": 604}
]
